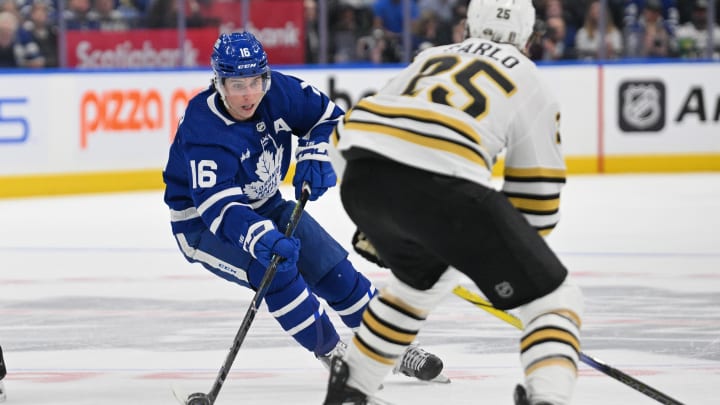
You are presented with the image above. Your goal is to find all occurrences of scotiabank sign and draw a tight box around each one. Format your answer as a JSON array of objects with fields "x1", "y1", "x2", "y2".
[
  {"x1": 67, "y1": 28, "x2": 217, "y2": 68},
  {"x1": 66, "y1": 1, "x2": 304, "y2": 68}
]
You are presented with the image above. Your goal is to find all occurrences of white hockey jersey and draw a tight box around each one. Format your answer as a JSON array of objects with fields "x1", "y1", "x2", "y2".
[{"x1": 333, "y1": 37, "x2": 566, "y2": 235}]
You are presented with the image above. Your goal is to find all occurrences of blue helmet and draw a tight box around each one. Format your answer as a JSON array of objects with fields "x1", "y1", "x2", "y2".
[{"x1": 211, "y1": 32, "x2": 270, "y2": 79}]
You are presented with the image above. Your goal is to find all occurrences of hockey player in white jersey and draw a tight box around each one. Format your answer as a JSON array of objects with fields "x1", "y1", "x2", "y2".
[{"x1": 323, "y1": 0, "x2": 584, "y2": 404}]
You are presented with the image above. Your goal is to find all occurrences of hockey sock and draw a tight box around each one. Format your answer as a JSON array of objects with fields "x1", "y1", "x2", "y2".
[
  {"x1": 344, "y1": 270, "x2": 459, "y2": 395},
  {"x1": 518, "y1": 278, "x2": 583, "y2": 405},
  {"x1": 264, "y1": 274, "x2": 340, "y2": 356},
  {"x1": 312, "y1": 259, "x2": 376, "y2": 330}
]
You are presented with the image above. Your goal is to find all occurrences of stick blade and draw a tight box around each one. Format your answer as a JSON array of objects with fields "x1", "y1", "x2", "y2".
[
  {"x1": 171, "y1": 384, "x2": 191, "y2": 405},
  {"x1": 172, "y1": 385, "x2": 211, "y2": 405}
]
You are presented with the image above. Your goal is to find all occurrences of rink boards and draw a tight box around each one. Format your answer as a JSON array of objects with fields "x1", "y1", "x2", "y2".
[{"x1": 0, "y1": 61, "x2": 718, "y2": 197}]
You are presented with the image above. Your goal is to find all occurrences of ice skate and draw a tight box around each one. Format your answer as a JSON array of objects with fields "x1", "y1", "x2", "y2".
[
  {"x1": 317, "y1": 340, "x2": 347, "y2": 370},
  {"x1": 323, "y1": 355, "x2": 369, "y2": 405},
  {"x1": 514, "y1": 384, "x2": 554, "y2": 405},
  {"x1": 392, "y1": 344, "x2": 448, "y2": 383},
  {"x1": 0, "y1": 344, "x2": 6, "y2": 402}
]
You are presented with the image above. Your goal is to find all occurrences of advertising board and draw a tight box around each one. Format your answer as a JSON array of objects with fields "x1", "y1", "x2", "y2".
[
  {"x1": 65, "y1": 0, "x2": 305, "y2": 68},
  {"x1": 606, "y1": 63, "x2": 720, "y2": 154},
  {"x1": 1, "y1": 61, "x2": 718, "y2": 197},
  {"x1": 0, "y1": 74, "x2": 52, "y2": 175}
]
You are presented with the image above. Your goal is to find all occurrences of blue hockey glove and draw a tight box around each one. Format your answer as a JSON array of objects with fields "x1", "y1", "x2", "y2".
[
  {"x1": 293, "y1": 144, "x2": 337, "y2": 201},
  {"x1": 254, "y1": 229, "x2": 301, "y2": 273}
]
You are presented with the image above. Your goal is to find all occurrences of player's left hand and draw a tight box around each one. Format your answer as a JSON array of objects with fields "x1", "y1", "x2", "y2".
[{"x1": 293, "y1": 159, "x2": 336, "y2": 201}]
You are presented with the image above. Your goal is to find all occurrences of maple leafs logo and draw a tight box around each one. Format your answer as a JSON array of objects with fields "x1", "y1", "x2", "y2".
[{"x1": 243, "y1": 138, "x2": 283, "y2": 200}]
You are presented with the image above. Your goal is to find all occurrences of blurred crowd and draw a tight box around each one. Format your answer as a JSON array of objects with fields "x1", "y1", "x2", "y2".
[
  {"x1": 1, "y1": 0, "x2": 719, "y2": 68},
  {"x1": 308, "y1": 0, "x2": 720, "y2": 63},
  {"x1": 0, "y1": 0, "x2": 216, "y2": 67}
]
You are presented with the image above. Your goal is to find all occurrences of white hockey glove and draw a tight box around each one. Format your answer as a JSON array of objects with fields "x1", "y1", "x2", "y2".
[{"x1": 352, "y1": 229, "x2": 388, "y2": 269}]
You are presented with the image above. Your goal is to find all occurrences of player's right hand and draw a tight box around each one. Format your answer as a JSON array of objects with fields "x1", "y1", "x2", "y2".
[{"x1": 255, "y1": 229, "x2": 301, "y2": 272}]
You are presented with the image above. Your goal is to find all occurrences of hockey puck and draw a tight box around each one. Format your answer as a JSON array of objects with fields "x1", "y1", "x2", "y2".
[{"x1": 186, "y1": 392, "x2": 211, "y2": 405}]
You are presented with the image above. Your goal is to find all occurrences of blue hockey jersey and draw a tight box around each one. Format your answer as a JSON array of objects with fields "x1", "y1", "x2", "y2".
[{"x1": 163, "y1": 71, "x2": 343, "y2": 250}]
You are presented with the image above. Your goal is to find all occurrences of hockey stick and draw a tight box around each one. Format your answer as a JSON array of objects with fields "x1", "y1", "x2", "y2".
[
  {"x1": 452, "y1": 286, "x2": 686, "y2": 405},
  {"x1": 177, "y1": 183, "x2": 312, "y2": 405}
]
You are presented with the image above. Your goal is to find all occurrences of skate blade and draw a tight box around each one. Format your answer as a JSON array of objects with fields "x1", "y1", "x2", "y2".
[
  {"x1": 368, "y1": 394, "x2": 396, "y2": 405},
  {"x1": 428, "y1": 373, "x2": 451, "y2": 384}
]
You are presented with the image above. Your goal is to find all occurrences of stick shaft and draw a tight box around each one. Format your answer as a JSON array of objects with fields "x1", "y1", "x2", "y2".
[
  {"x1": 206, "y1": 185, "x2": 311, "y2": 404},
  {"x1": 452, "y1": 286, "x2": 685, "y2": 405}
]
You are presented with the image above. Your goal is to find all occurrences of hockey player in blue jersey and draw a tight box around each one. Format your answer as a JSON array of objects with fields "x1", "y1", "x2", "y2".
[{"x1": 162, "y1": 31, "x2": 444, "y2": 381}]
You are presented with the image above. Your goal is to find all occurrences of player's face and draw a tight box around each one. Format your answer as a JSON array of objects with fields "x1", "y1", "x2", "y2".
[{"x1": 222, "y1": 76, "x2": 266, "y2": 121}]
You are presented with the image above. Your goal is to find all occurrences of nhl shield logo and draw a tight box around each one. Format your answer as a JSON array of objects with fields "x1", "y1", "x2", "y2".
[
  {"x1": 494, "y1": 281, "x2": 514, "y2": 299},
  {"x1": 618, "y1": 80, "x2": 666, "y2": 132}
]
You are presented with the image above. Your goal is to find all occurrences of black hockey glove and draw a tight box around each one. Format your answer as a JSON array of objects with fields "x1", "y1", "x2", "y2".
[{"x1": 352, "y1": 229, "x2": 388, "y2": 269}]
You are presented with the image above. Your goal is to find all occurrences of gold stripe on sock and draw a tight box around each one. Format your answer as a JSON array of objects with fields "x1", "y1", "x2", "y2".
[
  {"x1": 525, "y1": 357, "x2": 577, "y2": 377},
  {"x1": 353, "y1": 336, "x2": 396, "y2": 366}
]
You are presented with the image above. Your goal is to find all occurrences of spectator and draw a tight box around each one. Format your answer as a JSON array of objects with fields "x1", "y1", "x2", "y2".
[
  {"x1": 145, "y1": 0, "x2": 208, "y2": 29},
  {"x1": 575, "y1": 0, "x2": 624, "y2": 60},
  {"x1": 418, "y1": 0, "x2": 456, "y2": 24},
  {"x1": 562, "y1": 0, "x2": 589, "y2": 30},
  {"x1": 0, "y1": 0, "x2": 22, "y2": 20},
  {"x1": 623, "y1": 0, "x2": 678, "y2": 57},
  {"x1": 63, "y1": 0, "x2": 101, "y2": 30},
  {"x1": 356, "y1": 27, "x2": 397, "y2": 63},
  {"x1": 0, "y1": 10, "x2": 43, "y2": 67},
  {"x1": 0, "y1": 10, "x2": 17, "y2": 66},
  {"x1": 20, "y1": 0, "x2": 58, "y2": 67},
  {"x1": 92, "y1": 0, "x2": 130, "y2": 30},
  {"x1": 412, "y1": 10, "x2": 450, "y2": 52},
  {"x1": 541, "y1": 15, "x2": 567, "y2": 60},
  {"x1": 115, "y1": 0, "x2": 143, "y2": 27},
  {"x1": 541, "y1": 0, "x2": 563, "y2": 20},
  {"x1": 419, "y1": 0, "x2": 459, "y2": 42},
  {"x1": 676, "y1": 0, "x2": 719, "y2": 25},
  {"x1": 449, "y1": 13, "x2": 465, "y2": 44},
  {"x1": 448, "y1": 1, "x2": 467, "y2": 43},
  {"x1": 304, "y1": 0, "x2": 319, "y2": 63},
  {"x1": 606, "y1": 0, "x2": 628, "y2": 28},
  {"x1": 675, "y1": 0, "x2": 720, "y2": 58},
  {"x1": 372, "y1": 0, "x2": 419, "y2": 39},
  {"x1": 129, "y1": 0, "x2": 151, "y2": 15},
  {"x1": 537, "y1": 0, "x2": 577, "y2": 58},
  {"x1": 337, "y1": 0, "x2": 374, "y2": 34},
  {"x1": 331, "y1": 5, "x2": 363, "y2": 63},
  {"x1": 624, "y1": 0, "x2": 679, "y2": 27},
  {"x1": 371, "y1": 0, "x2": 421, "y2": 62},
  {"x1": 451, "y1": 0, "x2": 467, "y2": 20},
  {"x1": 623, "y1": 0, "x2": 678, "y2": 58}
]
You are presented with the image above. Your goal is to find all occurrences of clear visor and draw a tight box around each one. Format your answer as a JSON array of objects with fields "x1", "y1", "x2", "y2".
[{"x1": 223, "y1": 75, "x2": 267, "y2": 95}]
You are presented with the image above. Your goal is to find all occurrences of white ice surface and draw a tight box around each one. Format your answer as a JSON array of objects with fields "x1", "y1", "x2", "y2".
[{"x1": 1, "y1": 173, "x2": 719, "y2": 404}]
